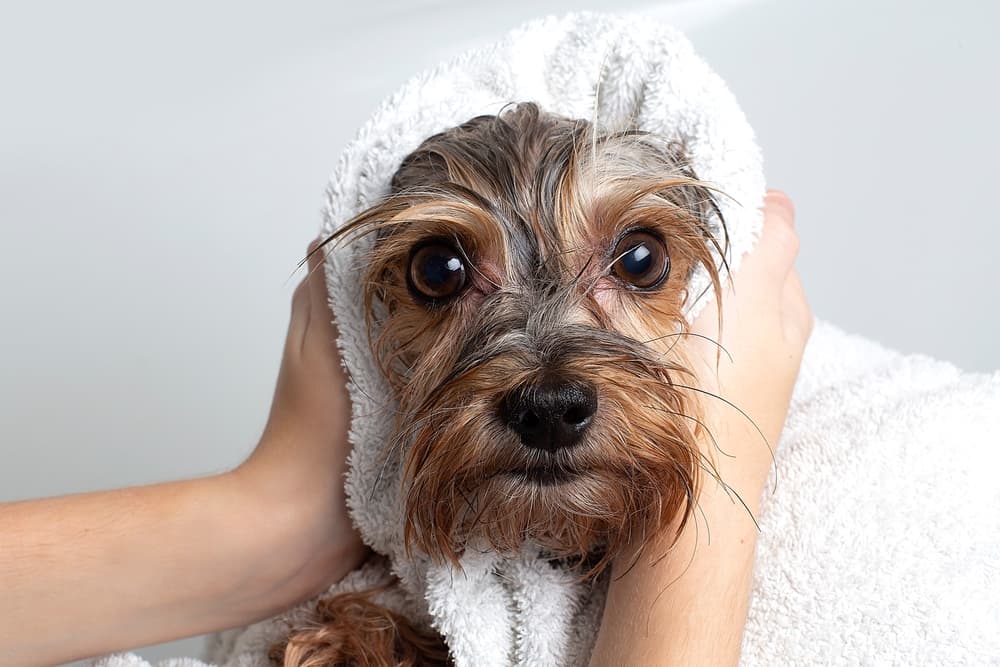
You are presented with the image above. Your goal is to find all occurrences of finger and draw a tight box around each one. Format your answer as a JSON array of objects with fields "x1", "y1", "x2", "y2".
[
  {"x1": 305, "y1": 238, "x2": 322, "y2": 270},
  {"x1": 765, "y1": 189, "x2": 795, "y2": 228},
  {"x1": 287, "y1": 276, "x2": 311, "y2": 345},
  {"x1": 691, "y1": 192, "x2": 795, "y2": 335},
  {"x1": 292, "y1": 258, "x2": 311, "y2": 311},
  {"x1": 290, "y1": 239, "x2": 321, "y2": 313},
  {"x1": 781, "y1": 270, "x2": 813, "y2": 343},
  {"x1": 305, "y1": 238, "x2": 340, "y2": 340},
  {"x1": 305, "y1": 239, "x2": 323, "y2": 284},
  {"x1": 749, "y1": 191, "x2": 800, "y2": 280},
  {"x1": 762, "y1": 191, "x2": 797, "y2": 252}
]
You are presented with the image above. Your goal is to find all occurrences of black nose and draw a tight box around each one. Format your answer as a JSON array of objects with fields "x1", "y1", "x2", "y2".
[{"x1": 501, "y1": 381, "x2": 598, "y2": 452}]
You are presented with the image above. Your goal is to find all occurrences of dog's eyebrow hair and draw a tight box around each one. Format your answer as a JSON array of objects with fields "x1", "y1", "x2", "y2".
[
  {"x1": 450, "y1": 235, "x2": 500, "y2": 289},
  {"x1": 279, "y1": 100, "x2": 747, "y2": 667}
]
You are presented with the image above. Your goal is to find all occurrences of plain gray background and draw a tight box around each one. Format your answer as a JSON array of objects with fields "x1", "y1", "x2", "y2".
[{"x1": 2, "y1": 0, "x2": 997, "y2": 664}]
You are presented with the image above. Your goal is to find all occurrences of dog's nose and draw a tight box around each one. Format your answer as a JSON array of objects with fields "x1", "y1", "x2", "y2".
[{"x1": 501, "y1": 381, "x2": 598, "y2": 452}]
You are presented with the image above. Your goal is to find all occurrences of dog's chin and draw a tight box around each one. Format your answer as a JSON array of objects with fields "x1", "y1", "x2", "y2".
[
  {"x1": 505, "y1": 463, "x2": 586, "y2": 486},
  {"x1": 402, "y1": 398, "x2": 701, "y2": 569},
  {"x1": 519, "y1": 466, "x2": 580, "y2": 486},
  {"x1": 406, "y1": 455, "x2": 682, "y2": 572}
]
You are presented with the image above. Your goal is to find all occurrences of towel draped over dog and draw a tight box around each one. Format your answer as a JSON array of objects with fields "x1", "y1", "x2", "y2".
[{"x1": 94, "y1": 11, "x2": 1000, "y2": 667}]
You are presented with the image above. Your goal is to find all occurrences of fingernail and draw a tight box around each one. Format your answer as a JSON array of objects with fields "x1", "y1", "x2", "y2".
[{"x1": 765, "y1": 190, "x2": 795, "y2": 225}]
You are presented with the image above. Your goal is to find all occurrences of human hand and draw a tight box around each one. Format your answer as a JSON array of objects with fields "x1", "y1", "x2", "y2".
[
  {"x1": 234, "y1": 239, "x2": 366, "y2": 600},
  {"x1": 0, "y1": 240, "x2": 368, "y2": 664},
  {"x1": 590, "y1": 190, "x2": 812, "y2": 667},
  {"x1": 687, "y1": 189, "x2": 813, "y2": 511}
]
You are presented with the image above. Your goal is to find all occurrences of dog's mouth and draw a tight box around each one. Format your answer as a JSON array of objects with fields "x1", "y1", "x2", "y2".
[{"x1": 512, "y1": 464, "x2": 583, "y2": 486}]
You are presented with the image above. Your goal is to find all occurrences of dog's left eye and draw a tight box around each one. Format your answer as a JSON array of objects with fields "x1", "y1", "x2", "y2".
[
  {"x1": 408, "y1": 241, "x2": 467, "y2": 303},
  {"x1": 611, "y1": 230, "x2": 670, "y2": 289}
]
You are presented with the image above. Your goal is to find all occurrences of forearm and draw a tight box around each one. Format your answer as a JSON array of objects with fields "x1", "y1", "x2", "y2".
[
  {"x1": 0, "y1": 241, "x2": 362, "y2": 666},
  {"x1": 589, "y1": 410, "x2": 769, "y2": 666},
  {"x1": 589, "y1": 479, "x2": 760, "y2": 666},
  {"x1": 0, "y1": 471, "x2": 355, "y2": 666},
  {"x1": 589, "y1": 191, "x2": 804, "y2": 665}
]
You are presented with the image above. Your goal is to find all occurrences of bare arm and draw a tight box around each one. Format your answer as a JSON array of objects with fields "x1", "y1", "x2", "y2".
[
  {"x1": 0, "y1": 243, "x2": 364, "y2": 666},
  {"x1": 589, "y1": 191, "x2": 812, "y2": 665}
]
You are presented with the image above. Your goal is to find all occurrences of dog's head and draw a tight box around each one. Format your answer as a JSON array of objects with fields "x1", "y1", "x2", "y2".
[{"x1": 329, "y1": 103, "x2": 728, "y2": 574}]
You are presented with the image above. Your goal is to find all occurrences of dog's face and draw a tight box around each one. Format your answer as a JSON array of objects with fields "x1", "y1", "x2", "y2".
[{"x1": 333, "y1": 103, "x2": 726, "y2": 573}]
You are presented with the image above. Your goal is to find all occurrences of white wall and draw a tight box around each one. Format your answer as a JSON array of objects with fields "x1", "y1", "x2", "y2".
[{"x1": 1, "y1": 0, "x2": 996, "y2": 663}]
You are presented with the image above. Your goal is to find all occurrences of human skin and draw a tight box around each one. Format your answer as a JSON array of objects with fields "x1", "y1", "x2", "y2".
[
  {"x1": 0, "y1": 190, "x2": 808, "y2": 666},
  {"x1": 589, "y1": 190, "x2": 812, "y2": 666},
  {"x1": 0, "y1": 243, "x2": 366, "y2": 667}
]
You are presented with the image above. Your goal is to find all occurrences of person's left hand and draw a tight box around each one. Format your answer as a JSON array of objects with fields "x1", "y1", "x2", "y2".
[{"x1": 235, "y1": 239, "x2": 366, "y2": 600}]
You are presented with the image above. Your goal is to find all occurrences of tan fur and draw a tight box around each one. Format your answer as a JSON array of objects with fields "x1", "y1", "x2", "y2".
[
  {"x1": 272, "y1": 103, "x2": 729, "y2": 666},
  {"x1": 268, "y1": 586, "x2": 450, "y2": 666}
]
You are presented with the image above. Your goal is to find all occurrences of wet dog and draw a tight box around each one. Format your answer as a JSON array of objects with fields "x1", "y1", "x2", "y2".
[{"x1": 272, "y1": 102, "x2": 730, "y2": 666}]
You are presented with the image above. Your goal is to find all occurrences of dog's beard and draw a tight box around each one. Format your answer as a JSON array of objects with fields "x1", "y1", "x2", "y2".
[
  {"x1": 325, "y1": 102, "x2": 728, "y2": 575},
  {"x1": 367, "y1": 272, "x2": 710, "y2": 575},
  {"x1": 397, "y1": 322, "x2": 704, "y2": 574},
  {"x1": 272, "y1": 103, "x2": 732, "y2": 667}
]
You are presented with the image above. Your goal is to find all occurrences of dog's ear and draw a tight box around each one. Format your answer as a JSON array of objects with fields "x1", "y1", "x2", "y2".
[{"x1": 270, "y1": 587, "x2": 450, "y2": 667}]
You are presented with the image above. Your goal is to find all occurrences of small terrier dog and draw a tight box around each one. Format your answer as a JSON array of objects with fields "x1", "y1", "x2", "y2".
[{"x1": 272, "y1": 102, "x2": 730, "y2": 666}]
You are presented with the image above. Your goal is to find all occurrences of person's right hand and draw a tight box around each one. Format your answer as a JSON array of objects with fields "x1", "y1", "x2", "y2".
[{"x1": 687, "y1": 189, "x2": 813, "y2": 511}]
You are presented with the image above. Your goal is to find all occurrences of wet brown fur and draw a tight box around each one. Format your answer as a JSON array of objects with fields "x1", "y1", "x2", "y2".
[
  {"x1": 273, "y1": 103, "x2": 729, "y2": 666},
  {"x1": 268, "y1": 587, "x2": 450, "y2": 667}
]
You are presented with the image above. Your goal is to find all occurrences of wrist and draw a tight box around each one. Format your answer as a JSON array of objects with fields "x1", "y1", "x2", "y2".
[
  {"x1": 225, "y1": 457, "x2": 366, "y2": 605},
  {"x1": 591, "y1": 444, "x2": 762, "y2": 667}
]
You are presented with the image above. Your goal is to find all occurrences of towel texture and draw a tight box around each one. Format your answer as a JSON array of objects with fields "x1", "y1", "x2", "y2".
[{"x1": 92, "y1": 11, "x2": 1000, "y2": 667}]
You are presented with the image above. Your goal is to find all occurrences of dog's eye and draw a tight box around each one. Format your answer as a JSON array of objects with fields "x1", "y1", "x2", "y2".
[
  {"x1": 611, "y1": 231, "x2": 670, "y2": 289},
  {"x1": 408, "y1": 241, "x2": 467, "y2": 303}
]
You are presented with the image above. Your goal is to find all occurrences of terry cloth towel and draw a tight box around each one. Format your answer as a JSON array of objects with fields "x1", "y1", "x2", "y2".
[{"x1": 93, "y1": 11, "x2": 1000, "y2": 667}]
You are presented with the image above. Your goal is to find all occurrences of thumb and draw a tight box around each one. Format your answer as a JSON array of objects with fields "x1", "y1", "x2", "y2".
[{"x1": 748, "y1": 190, "x2": 799, "y2": 281}]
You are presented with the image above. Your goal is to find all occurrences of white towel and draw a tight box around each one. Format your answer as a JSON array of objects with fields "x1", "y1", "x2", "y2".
[{"x1": 92, "y1": 11, "x2": 1000, "y2": 667}]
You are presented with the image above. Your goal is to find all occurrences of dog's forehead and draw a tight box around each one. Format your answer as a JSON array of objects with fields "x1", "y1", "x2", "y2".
[{"x1": 376, "y1": 107, "x2": 718, "y2": 311}]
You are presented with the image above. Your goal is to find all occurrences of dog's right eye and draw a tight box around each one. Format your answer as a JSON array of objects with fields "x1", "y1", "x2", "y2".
[{"x1": 407, "y1": 242, "x2": 467, "y2": 304}]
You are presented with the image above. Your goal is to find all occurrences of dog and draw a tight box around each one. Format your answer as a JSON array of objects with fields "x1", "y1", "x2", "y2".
[{"x1": 270, "y1": 102, "x2": 732, "y2": 666}]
